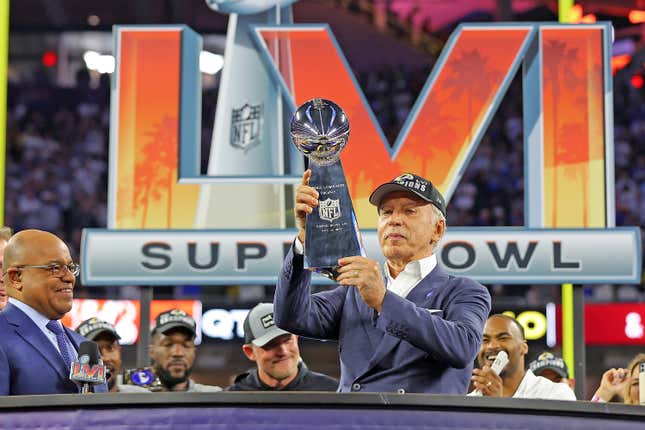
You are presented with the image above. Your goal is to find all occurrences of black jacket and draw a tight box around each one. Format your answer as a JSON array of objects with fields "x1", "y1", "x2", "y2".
[{"x1": 226, "y1": 362, "x2": 338, "y2": 391}]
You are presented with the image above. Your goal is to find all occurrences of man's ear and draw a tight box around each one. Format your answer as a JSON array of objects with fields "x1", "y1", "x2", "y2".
[
  {"x1": 431, "y1": 219, "x2": 446, "y2": 245},
  {"x1": 6, "y1": 268, "x2": 22, "y2": 291},
  {"x1": 242, "y1": 344, "x2": 257, "y2": 362},
  {"x1": 148, "y1": 339, "x2": 157, "y2": 360},
  {"x1": 521, "y1": 340, "x2": 529, "y2": 356}
]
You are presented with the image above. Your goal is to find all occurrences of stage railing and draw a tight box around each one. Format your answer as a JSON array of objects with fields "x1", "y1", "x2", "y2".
[{"x1": 0, "y1": 392, "x2": 643, "y2": 430}]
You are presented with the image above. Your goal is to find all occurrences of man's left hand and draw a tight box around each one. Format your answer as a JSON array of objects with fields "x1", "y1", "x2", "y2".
[{"x1": 336, "y1": 256, "x2": 386, "y2": 312}]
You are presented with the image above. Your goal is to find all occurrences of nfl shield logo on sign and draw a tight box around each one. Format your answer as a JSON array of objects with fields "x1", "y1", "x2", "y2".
[{"x1": 231, "y1": 103, "x2": 263, "y2": 152}]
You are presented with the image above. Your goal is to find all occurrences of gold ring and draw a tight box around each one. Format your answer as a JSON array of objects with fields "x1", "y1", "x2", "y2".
[
  {"x1": 486, "y1": 381, "x2": 492, "y2": 387},
  {"x1": 354, "y1": 270, "x2": 359, "y2": 277}
]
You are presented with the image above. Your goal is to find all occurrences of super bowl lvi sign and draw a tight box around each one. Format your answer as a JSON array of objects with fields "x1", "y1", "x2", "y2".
[{"x1": 81, "y1": 13, "x2": 641, "y2": 285}]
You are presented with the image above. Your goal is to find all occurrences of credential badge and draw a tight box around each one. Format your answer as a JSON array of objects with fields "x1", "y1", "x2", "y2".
[
  {"x1": 231, "y1": 102, "x2": 263, "y2": 152},
  {"x1": 319, "y1": 198, "x2": 341, "y2": 222}
]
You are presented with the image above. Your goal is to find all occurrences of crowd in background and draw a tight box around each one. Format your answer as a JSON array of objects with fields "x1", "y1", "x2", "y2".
[
  {"x1": 4, "y1": 70, "x2": 109, "y2": 255},
  {"x1": 3, "y1": 56, "x2": 644, "y2": 305}
]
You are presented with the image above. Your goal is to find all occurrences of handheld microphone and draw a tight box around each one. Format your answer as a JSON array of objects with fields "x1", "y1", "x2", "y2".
[
  {"x1": 473, "y1": 350, "x2": 509, "y2": 396},
  {"x1": 489, "y1": 350, "x2": 509, "y2": 375},
  {"x1": 69, "y1": 341, "x2": 106, "y2": 393}
]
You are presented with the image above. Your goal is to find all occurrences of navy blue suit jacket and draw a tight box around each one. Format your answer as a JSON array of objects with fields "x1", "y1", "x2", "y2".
[
  {"x1": 275, "y1": 246, "x2": 491, "y2": 394},
  {"x1": 0, "y1": 302, "x2": 108, "y2": 395}
]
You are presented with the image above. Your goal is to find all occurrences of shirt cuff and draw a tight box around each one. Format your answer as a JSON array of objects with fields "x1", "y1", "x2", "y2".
[{"x1": 294, "y1": 237, "x2": 304, "y2": 255}]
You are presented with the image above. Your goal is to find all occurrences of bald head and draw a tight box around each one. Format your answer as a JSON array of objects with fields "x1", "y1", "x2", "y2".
[
  {"x1": 4, "y1": 230, "x2": 75, "y2": 320},
  {"x1": 3, "y1": 230, "x2": 69, "y2": 272}
]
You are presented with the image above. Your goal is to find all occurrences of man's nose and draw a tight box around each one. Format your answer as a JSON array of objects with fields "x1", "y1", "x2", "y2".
[
  {"x1": 170, "y1": 344, "x2": 186, "y2": 356},
  {"x1": 387, "y1": 211, "x2": 403, "y2": 225},
  {"x1": 274, "y1": 343, "x2": 289, "y2": 355},
  {"x1": 61, "y1": 268, "x2": 76, "y2": 282},
  {"x1": 487, "y1": 338, "x2": 501, "y2": 349}
]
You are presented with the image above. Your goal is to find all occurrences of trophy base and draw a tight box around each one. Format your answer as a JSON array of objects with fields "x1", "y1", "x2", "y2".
[
  {"x1": 310, "y1": 266, "x2": 340, "y2": 280},
  {"x1": 304, "y1": 160, "x2": 364, "y2": 279}
]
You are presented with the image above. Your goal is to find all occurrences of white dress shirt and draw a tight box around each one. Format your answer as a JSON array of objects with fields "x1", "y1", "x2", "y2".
[{"x1": 383, "y1": 254, "x2": 437, "y2": 298}]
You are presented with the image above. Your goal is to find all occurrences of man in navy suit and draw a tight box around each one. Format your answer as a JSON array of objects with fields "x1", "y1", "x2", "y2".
[
  {"x1": 275, "y1": 172, "x2": 491, "y2": 394},
  {"x1": 0, "y1": 229, "x2": 107, "y2": 395}
]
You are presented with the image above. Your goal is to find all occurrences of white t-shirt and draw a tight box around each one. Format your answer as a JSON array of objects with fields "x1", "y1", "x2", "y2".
[{"x1": 469, "y1": 370, "x2": 577, "y2": 400}]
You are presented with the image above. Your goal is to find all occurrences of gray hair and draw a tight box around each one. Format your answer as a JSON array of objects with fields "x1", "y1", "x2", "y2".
[
  {"x1": 430, "y1": 204, "x2": 446, "y2": 245},
  {"x1": 0, "y1": 226, "x2": 12, "y2": 242},
  {"x1": 430, "y1": 204, "x2": 446, "y2": 225}
]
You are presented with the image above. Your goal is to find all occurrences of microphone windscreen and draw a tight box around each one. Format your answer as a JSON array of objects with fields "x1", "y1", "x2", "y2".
[{"x1": 78, "y1": 341, "x2": 101, "y2": 365}]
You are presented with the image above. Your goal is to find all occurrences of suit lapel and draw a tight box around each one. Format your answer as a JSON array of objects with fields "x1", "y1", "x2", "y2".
[
  {"x1": 4, "y1": 303, "x2": 68, "y2": 380},
  {"x1": 408, "y1": 266, "x2": 450, "y2": 308}
]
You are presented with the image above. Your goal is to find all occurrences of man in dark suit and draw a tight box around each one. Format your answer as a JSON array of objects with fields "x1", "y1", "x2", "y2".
[
  {"x1": 0, "y1": 229, "x2": 107, "y2": 395},
  {"x1": 275, "y1": 172, "x2": 491, "y2": 394}
]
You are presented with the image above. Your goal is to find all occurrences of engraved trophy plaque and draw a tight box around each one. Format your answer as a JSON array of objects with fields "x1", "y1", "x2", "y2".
[{"x1": 290, "y1": 98, "x2": 364, "y2": 278}]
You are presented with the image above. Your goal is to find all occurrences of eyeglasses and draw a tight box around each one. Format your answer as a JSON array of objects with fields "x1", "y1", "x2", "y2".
[{"x1": 15, "y1": 262, "x2": 80, "y2": 277}]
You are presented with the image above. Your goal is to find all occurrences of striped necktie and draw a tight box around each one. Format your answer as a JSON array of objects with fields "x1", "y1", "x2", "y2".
[{"x1": 46, "y1": 320, "x2": 76, "y2": 371}]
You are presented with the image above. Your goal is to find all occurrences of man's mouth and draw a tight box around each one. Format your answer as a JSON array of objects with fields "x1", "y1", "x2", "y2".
[
  {"x1": 168, "y1": 361, "x2": 186, "y2": 370},
  {"x1": 385, "y1": 232, "x2": 406, "y2": 240},
  {"x1": 484, "y1": 351, "x2": 504, "y2": 364},
  {"x1": 55, "y1": 286, "x2": 73, "y2": 296}
]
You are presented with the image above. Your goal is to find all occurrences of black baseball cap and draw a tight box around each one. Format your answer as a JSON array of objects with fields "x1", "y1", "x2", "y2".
[
  {"x1": 76, "y1": 317, "x2": 121, "y2": 341},
  {"x1": 529, "y1": 351, "x2": 569, "y2": 379},
  {"x1": 151, "y1": 309, "x2": 197, "y2": 339},
  {"x1": 369, "y1": 173, "x2": 446, "y2": 217}
]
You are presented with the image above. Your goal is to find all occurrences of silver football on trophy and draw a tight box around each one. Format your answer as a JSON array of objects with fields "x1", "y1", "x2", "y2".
[
  {"x1": 205, "y1": 0, "x2": 298, "y2": 15},
  {"x1": 290, "y1": 98, "x2": 350, "y2": 166}
]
